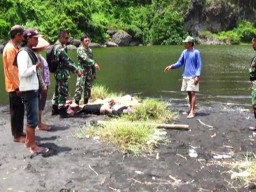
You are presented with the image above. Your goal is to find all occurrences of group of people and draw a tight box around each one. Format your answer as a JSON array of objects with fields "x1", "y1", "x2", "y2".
[
  {"x1": 3, "y1": 23, "x2": 256, "y2": 155},
  {"x1": 2, "y1": 25, "x2": 100, "y2": 154}
]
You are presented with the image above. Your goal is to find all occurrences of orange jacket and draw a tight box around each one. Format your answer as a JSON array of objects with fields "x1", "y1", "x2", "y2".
[{"x1": 3, "y1": 41, "x2": 20, "y2": 92}]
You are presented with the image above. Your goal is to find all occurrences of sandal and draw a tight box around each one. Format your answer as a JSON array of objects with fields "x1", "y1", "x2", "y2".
[{"x1": 30, "y1": 146, "x2": 49, "y2": 154}]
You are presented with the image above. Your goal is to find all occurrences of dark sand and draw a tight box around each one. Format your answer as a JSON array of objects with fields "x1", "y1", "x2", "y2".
[{"x1": 0, "y1": 100, "x2": 255, "y2": 192}]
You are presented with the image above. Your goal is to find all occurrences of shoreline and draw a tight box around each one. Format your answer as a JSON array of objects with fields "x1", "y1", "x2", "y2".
[{"x1": 0, "y1": 100, "x2": 255, "y2": 191}]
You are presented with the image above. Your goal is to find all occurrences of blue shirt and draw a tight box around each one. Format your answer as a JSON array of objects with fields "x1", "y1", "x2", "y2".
[{"x1": 171, "y1": 49, "x2": 202, "y2": 78}]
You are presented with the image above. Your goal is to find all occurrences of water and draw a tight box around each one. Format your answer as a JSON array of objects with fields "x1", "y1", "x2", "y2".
[{"x1": 0, "y1": 45, "x2": 254, "y2": 107}]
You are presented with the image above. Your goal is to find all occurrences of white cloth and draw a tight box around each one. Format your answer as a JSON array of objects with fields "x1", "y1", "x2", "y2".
[{"x1": 17, "y1": 50, "x2": 38, "y2": 91}]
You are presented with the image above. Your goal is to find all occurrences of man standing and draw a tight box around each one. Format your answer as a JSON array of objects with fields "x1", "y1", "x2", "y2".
[
  {"x1": 3, "y1": 25, "x2": 25, "y2": 143},
  {"x1": 164, "y1": 36, "x2": 202, "y2": 119},
  {"x1": 51, "y1": 30, "x2": 82, "y2": 118},
  {"x1": 249, "y1": 37, "x2": 256, "y2": 130},
  {"x1": 16, "y1": 28, "x2": 48, "y2": 154},
  {"x1": 74, "y1": 35, "x2": 100, "y2": 105}
]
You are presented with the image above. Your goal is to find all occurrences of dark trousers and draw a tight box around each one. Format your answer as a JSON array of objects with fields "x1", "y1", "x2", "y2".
[{"x1": 9, "y1": 92, "x2": 24, "y2": 137}]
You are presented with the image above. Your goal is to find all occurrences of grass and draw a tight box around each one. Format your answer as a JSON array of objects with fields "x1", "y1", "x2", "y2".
[
  {"x1": 229, "y1": 153, "x2": 256, "y2": 188},
  {"x1": 76, "y1": 119, "x2": 168, "y2": 154},
  {"x1": 90, "y1": 84, "x2": 121, "y2": 101},
  {"x1": 122, "y1": 98, "x2": 177, "y2": 123},
  {"x1": 76, "y1": 84, "x2": 177, "y2": 154}
]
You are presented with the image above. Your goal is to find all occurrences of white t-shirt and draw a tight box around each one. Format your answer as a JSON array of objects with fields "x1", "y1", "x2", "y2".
[{"x1": 17, "y1": 50, "x2": 38, "y2": 91}]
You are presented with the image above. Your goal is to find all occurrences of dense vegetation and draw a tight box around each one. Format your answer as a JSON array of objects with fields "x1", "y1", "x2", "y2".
[{"x1": 0, "y1": 0, "x2": 255, "y2": 45}]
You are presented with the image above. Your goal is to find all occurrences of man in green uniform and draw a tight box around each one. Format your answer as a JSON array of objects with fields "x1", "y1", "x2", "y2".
[
  {"x1": 74, "y1": 35, "x2": 100, "y2": 105},
  {"x1": 249, "y1": 37, "x2": 256, "y2": 130},
  {"x1": 52, "y1": 30, "x2": 82, "y2": 118}
]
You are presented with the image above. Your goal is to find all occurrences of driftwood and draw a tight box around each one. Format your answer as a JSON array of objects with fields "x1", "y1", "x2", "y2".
[{"x1": 96, "y1": 121, "x2": 189, "y2": 130}]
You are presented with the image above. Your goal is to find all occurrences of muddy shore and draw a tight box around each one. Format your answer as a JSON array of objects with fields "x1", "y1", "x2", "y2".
[{"x1": 0, "y1": 100, "x2": 255, "y2": 192}]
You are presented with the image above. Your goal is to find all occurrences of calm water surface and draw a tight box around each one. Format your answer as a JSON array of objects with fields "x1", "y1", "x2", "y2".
[{"x1": 0, "y1": 45, "x2": 253, "y2": 107}]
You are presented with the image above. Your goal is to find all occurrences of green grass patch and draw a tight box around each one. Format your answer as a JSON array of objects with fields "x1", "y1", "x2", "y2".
[
  {"x1": 90, "y1": 84, "x2": 122, "y2": 101},
  {"x1": 76, "y1": 120, "x2": 165, "y2": 154},
  {"x1": 76, "y1": 87, "x2": 176, "y2": 154},
  {"x1": 122, "y1": 98, "x2": 177, "y2": 123}
]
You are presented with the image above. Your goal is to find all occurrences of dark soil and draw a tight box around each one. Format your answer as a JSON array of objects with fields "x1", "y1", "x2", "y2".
[{"x1": 0, "y1": 100, "x2": 256, "y2": 192}]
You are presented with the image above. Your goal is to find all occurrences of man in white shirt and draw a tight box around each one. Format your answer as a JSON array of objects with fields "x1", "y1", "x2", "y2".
[{"x1": 16, "y1": 28, "x2": 48, "y2": 154}]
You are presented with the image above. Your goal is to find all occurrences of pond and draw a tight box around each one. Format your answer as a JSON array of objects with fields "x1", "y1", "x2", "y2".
[{"x1": 0, "y1": 45, "x2": 254, "y2": 108}]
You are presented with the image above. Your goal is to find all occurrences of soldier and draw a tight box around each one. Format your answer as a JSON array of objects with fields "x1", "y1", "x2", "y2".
[
  {"x1": 73, "y1": 35, "x2": 100, "y2": 105},
  {"x1": 249, "y1": 37, "x2": 256, "y2": 131},
  {"x1": 51, "y1": 30, "x2": 82, "y2": 118}
]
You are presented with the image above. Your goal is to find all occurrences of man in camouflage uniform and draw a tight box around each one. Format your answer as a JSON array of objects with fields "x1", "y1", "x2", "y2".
[
  {"x1": 249, "y1": 37, "x2": 256, "y2": 130},
  {"x1": 74, "y1": 35, "x2": 100, "y2": 105},
  {"x1": 52, "y1": 30, "x2": 82, "y2": 118}
]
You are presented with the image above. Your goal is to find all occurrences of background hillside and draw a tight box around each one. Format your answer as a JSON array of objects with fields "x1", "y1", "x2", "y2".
[{"x1": 0, "y1": 0, "x2": 256, "y2": 45}]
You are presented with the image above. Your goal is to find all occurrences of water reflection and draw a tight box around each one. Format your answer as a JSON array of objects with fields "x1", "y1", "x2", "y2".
[{"x1": 0, "y1": 45, "x2": 254, "y2": 107}]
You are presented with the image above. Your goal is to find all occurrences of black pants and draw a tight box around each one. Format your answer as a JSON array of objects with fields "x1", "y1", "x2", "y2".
[{"x1": 9, "y1": 92, "x2": 24, "y2": 137}]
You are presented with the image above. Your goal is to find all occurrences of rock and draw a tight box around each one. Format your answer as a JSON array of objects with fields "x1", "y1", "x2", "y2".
[
  {"x1": 111, "y1": 31, "x2": 132, "y2": 46},
  {"x1": 89, "y1": 42, "x2": 101, "y2": 48},
  {"x1": 184, "y1": 0, "x2": 241, "y2": 35},
  {"x1": 105, "y1": 41, "x2": 118, "y2": 47},
  {"x1": 67, "y1": 45, "x2": 77, "y2": 50},
  {"x1": 107, "y1": 29, "x2": 117, "y2": 36},
  {"x1": 71, "y1": 39, "x2": 81, "y2": 47}
]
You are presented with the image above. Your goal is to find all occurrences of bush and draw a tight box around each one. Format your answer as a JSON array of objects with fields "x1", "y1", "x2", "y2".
[
  {"x1": 234, "y1": 20, "x2": 256, "y2": 42},
  {"x1": 217, "y1": 31, "x2": 240, "y2": 44}
]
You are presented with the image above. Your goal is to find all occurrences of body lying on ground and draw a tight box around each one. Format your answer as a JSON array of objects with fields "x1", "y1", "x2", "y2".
[{"x1": 65, "y1": 95, "x2": 140, "y2": 116}]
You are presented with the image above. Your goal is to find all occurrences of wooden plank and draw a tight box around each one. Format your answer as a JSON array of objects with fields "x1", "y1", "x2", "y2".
[{"x1": 97, "y1": 121, "x2": 189, "y2": 130}]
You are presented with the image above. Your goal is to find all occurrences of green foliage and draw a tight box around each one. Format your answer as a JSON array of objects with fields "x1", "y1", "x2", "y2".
[
  {"x1": 200, "y1": 20, "x2": 256, "y2": 44},
  {"x1": 76, "y1": 118, "x2": 169, "y2": 154},
  {"x1": 0, "y1": 0, "x2": 254, "y2": 45},
  {"x1": 217, "y1": 31, "x2": 240, "y2": 44},
  {"x1": 0, "y1": 19, "x2": 10, "y2": 39},
  {"x1": 150, "y1": 2, "x2": 187, "y2": 45},
  {"x1": 123, "y1": 98, "x2": 176, "y2": 123},
  {"x1": 90, "y1": 84, "x2": 121, "y2": 101},
  {"x1": 234, "y1": 20, "x2": 256, "y2": 42}
]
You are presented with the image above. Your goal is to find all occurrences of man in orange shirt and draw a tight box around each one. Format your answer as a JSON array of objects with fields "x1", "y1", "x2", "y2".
[{"x1": 3, "y1": 25, "x2": 25, "y2": 143}]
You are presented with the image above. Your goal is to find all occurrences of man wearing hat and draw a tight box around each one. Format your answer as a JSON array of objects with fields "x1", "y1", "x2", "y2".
[
  {"x1": 16, "y1": 28, "x2": 48, "y2": 154},
  {"x1": 164, "y1": 36, "x2": 202, "y2": 119},
  {"x1": 3, "y1": 25, "x2": 26, "y2": 143}
]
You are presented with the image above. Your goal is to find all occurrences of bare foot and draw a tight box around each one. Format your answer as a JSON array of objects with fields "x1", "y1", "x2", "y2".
[
  {"x1": 38, "y1": 123, "x2": 51, "y2": 131},
  {"x1": 187, "y1": 113, "x2": 195, "y2": 119},
  {"x1": 13, "y1": 136, "x2": 26, "y2": 143},
  {"x1": 30, "y1": 146, "x2": 49, "y2": 154}
]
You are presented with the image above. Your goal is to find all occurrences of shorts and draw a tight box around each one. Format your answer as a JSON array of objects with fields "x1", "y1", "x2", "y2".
[
  {"x1": 22, "y1": 90, "x2": 39, "y2": 129},
  {"x1": 181, "y1": 77, "x2": 199, "y2": 92}
]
